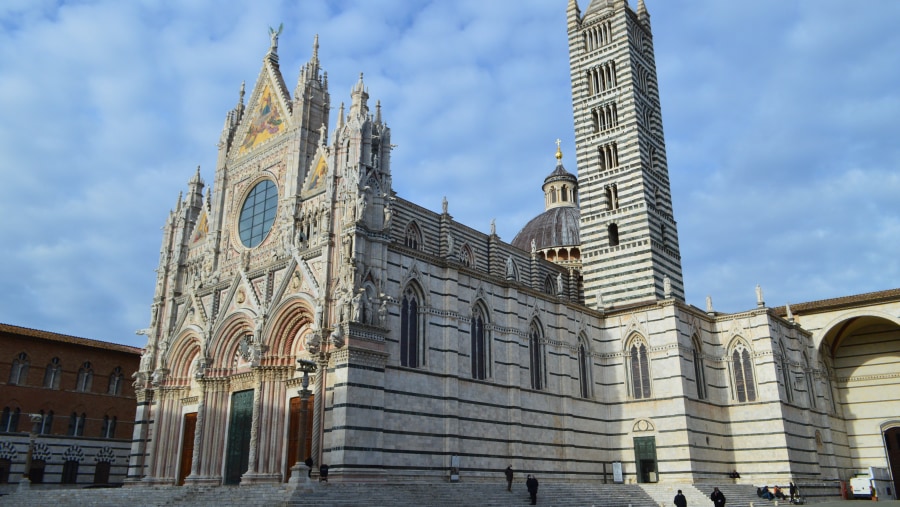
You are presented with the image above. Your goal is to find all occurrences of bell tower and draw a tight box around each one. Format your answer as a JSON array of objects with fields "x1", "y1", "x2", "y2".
[{"x1": 567, "y1": 0, "x2": 684, "y2": 307}]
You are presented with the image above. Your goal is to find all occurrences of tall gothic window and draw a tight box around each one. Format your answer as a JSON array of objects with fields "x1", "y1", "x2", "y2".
[
  {"x1": 460, "y1": 244, "x2": 474, "y2": 267},
  {"x1": 803, "y1": 353, "x2": 816, "y2": 408},
  {"x1": 629, "y1": 339, "x2": 651, "y2": 399},
  {"x1": 578, "y1": 338, "x2": 592, "y2": 399},
  {"x1": 471, "y1": 304, "x2": 490, "y2": 380},
  {"x1": 731, "y1": 343, "x2": 757, "y2": 402},
  {"x1": 692, "y1": 335, "x2": 707, "y2": 400},
  {"x1": 107, "y1": 367, "x2": 124, "y2": 395},
  {"x1": 529, "y1": 322, "x2": 545, "y2": 390},
  {"x1": 400, "y1": 285, "x2": 423, "y2": 368},
  {"x1": 404, "y1": 222, "x2": 422, "y2": 250},
  {"x1": 780, "y1": 342, "x2": 794, "y2": 403},
  {"x1": 43, "y1": 357, "x2": 62, "y2": 389},
  {"x1": 8, "y1": 352, "x2": 29, "y2": 385},
  {"x1": 76, "y1": 362, "x2": 93, "y2": 392}
]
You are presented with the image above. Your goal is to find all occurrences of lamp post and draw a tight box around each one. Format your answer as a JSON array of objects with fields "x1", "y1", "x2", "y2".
[
  {"x1": 19, "y1": 413, "x2": 43, "y2": 490},
  {"x1": 289, "y1": 359, "x2": 317, "y2": 485}
]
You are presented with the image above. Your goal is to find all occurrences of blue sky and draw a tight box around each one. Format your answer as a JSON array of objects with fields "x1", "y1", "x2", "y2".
[{"x1": 1, "y1": 0, "x2": 898, "y2": 348}]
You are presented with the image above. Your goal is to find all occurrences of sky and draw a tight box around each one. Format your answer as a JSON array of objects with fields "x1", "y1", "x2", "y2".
[{"x1": 1, "y1": 0, "x2": 898, "y2": 348}]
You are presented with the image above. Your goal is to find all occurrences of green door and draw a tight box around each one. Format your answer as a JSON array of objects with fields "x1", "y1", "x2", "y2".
[
  {"x1": 633, "y1": 436, "x2": 658, "y2": 483},
  {"x1": 224, "y1": 390, "x2": 254, "y2": 485}
]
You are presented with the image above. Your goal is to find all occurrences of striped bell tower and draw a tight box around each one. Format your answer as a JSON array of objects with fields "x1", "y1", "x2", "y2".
[{"x1": 567, "y1": 0, "x2": 684, "y2": 308}]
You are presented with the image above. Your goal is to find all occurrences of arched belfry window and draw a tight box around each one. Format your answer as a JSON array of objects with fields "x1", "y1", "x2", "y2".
[
  {"x1": 731, "y1": 341, "x2": 757, "y2": 402},
  {"x1": 400, "y1": 284, "x2": 424, "y2": 368},
  {"x1": 578, "y1": 336, "x2": 592, "y2": 398},
  {"x1": 529, "y1": 321, "x2": 546, "y2": 390},
  {"x1": 628, "y1": 337, "x2": 651, "y2": 399},
  {"x1": 404, "y1": 222, "x2": 423, "y2": 251},
  {"x1": 608, "y1": 223, "x2": 620, "y2": 247},
  {"x1": 470, "y1": 303, "x2": 491, "y2": 380},
  {"x1": 692, "y1": 335, "x2": 707, "y2": 400}
]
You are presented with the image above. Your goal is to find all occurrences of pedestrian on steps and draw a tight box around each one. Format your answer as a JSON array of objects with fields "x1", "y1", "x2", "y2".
[
  {"x1": 526, "y1": 474, "x2": 539, "y2": 505},
  {"x1": 675, "y1": 489, "x2": 687, "y2": 507},
  {"x1": 505, "y1": 465, "x2": 513, "y2": 492},
  {"x1": 711, "y1": 487, "x2": 726, "y2": 507}
]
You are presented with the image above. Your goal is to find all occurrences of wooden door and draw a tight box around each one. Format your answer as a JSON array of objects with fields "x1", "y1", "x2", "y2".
[
  {"x1": 177, "y1": 412, "x2": 197, "y2": 485},
  {"x1": 285, "y1": 395, "x2": 314, "y2": 482}
]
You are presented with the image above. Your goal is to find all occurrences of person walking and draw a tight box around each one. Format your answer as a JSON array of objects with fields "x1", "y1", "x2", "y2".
[
  {"x1": 711, "y1": 487, "x2": 726, "y2": 507},
  {"x1": 675, "y1": 489, "x2": 687, "y2": 507},
  {"x1": 504, "y1": 465, "x2": 514, "y2": 492},
  {"x1": 526, "y1": 474, "x2": 539, "y2": 505}
]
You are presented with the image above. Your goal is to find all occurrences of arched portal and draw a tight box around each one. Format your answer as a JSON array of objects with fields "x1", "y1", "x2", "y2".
[{"x1": 819, "y1": 314, "x2": 900, "y2": 485}]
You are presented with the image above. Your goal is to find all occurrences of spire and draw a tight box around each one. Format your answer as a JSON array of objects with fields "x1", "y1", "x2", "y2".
[
  {"x1": 349, "y1": 73, "x2": 369, "y2": 118},
  {"x1": 336, "y1": 101, "x2": 345, "y2": 132},
  {"x1": 637, "y1": 0, "x2": 650, "y2": 26},
  {"x1": 375, "y1": 100, "x2": 382, "y2": 124}
]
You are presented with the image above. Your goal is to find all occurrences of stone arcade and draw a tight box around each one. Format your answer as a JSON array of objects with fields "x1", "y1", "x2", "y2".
[{"x1": 127, "y1": 0, "x2": 900, "y2": 495}]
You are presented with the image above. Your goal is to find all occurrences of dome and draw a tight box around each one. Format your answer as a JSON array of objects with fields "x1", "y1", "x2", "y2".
[{"x1": 511, "y1": 206, "x2": 581, "y2": 251}]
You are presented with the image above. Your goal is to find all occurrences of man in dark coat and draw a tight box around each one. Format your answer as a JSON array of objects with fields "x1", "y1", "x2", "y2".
[
  {"x1": 675, "y1": 489, "x2": 687, "y2": 507},
  {"x1": 526, "y1": 474, "x2": 539, "y2": 505},
  {"x1": 505, "y1": 465, "x2": 513, "y2": 491},
  {"x1": 304, "y1": 456, "x2": 313, "y2": 478},
  {"x1": 711, "y1": 487, "x2": 726, "y2": 507}
]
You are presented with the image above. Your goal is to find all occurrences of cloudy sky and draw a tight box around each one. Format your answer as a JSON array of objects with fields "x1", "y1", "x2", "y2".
[{"x1": 1, "y1": 0, "x2": 898, "y2": 348}]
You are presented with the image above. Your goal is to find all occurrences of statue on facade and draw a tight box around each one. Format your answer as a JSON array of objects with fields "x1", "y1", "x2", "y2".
[
  {"x1": 490, "y1": 219, "x2": 496, "y2": 236},
  {"x1": 442, "y1": 196, "x2": 448, "y2": 214},
  {"x1": 557, "y1": 273, "x2": 564, "y2": 296},
  {"x1": 706, "y1": 295, "x2": 714, "y2": 313},
  {"x1": 383, "y1": 199, "x2": 393, "y2": 230},
  {"x1": 663, "y1": 275, "x2": 672, "y2": 298},
  {"x1": 378, "y1": 298, "x2": 388, "y2": 327},
  {"x1": 506, "y1": 257, "x2": 515, "y2": 279},
  {"x1": 352, "y1": 290, "x2": 365, "y2": 322},
  {"x1": 756, "y1": 284, "x2": 765, "y2": 307},
  {"x1": 531, "y1": 239, "x2": 536, "y2": 254}
]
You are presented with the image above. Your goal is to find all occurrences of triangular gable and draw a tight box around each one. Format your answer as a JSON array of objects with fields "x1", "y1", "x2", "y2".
[
  {"x1": 190, "y1": 210, "x2": 208, "y2": 245},
  {"x1": 302, "y1": 151, "x2": 329, "y2": 196},
  {"x1": 235, "y1": 52, "x2": 293, "y2": 158}
]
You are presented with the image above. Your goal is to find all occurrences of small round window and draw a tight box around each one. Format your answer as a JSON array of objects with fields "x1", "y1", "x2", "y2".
[{"x1": 238, "y1": 180, "x2": 278, "y2": 248}]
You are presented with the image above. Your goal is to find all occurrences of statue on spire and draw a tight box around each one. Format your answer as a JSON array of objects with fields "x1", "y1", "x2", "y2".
[{"x1": 269, "y1": 23, "x2": 284, "y2": 52}]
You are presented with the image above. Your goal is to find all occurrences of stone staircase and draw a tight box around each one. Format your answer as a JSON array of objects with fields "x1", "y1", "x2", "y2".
[
  {"x1": 285, "y1": 482, "x2": 659, "y2": 507},
  {"x1": 639, "y1": 483, "x2": 712, "y2": 507},
  {"x1": 0, "y1": 481, "x2": 826, "y2": 507}
]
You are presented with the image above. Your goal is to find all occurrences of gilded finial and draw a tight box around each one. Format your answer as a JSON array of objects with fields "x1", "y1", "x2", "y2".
[{"x1": 555, "y1": 138, "x2": 563, "y2": 160}]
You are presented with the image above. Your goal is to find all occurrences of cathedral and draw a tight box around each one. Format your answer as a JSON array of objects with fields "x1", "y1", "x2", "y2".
[{"x1": 128, "y1": 0, "x2": 900, "y2": 495}]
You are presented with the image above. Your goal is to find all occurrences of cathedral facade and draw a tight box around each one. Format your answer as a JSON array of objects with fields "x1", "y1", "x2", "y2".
[{"x1": 128, "y1": 0, "x2": 900, "y2": 494}]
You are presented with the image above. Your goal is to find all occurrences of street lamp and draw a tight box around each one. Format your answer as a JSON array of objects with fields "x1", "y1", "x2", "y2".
[
  {"x1": 290, "y1": 359, "x2": 317, "y2": 484},
  {"x1": 19, "y1": 413, "x2": 43, "y2": 490}
]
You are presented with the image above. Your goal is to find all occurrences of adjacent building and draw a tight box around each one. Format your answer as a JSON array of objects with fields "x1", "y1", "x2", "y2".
[{"x1": 0, "y1": 323, "x2": 141, "y2": 488}]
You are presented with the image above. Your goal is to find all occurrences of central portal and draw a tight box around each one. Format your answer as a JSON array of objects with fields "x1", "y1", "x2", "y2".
[
  {"x1": 224, "y1": 389, "x2": 254, "y2": 485},
  {"x1": 634, "y1": 436, "x2": 658, "y2": 483}
]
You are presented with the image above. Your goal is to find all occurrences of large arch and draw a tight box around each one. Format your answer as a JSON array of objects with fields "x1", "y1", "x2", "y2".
[{"x1": 817, "y1": 313, "x2": 900, "y2": 484}]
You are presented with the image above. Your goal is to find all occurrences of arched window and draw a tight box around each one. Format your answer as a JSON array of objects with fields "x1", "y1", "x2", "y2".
[
  {"x1": 43, "y1": 357, "x2": 62, "y2": 389},
  {"x1": 628, "y1": 338, "x2": 651, "y2": 399},
  {"x1": 731, "y1": 342, "x2": 757, "y2": 402},
  {"x1": 8, "y1": 353, "x2": 29, "y2": 385},
  {"x1": 692, "y1": 335, "x2": 707, "y2": 400},
  {"x1": 460, "y1": 244, "x2": 474, "y2": 267},
  {"x1": 471, "y1": 304, "x2": 491, "y2": 380},
  {"x1": 39, "y1": 410, "x2": 54, "y2": 435},
  {"x1": 67, "y1": 412, "x2": 86, "y2": 436},
  {"x1": 803, "y1": 352, "x2": 816, "y2": 408},
  {"x1": 529, "y1": 321, "x2": 545, "y2": 391},
  {"x1": 76, "y1": 362, "x2": 93, "y2": 392},
  {"x1": 780, "y1": 342, "x2": 794, "y2": 403},
  {"x1": 1, "y1": 407, "x2": 20, "y2": 432},
  {"x1": 578, "y1": 338, "x2": 592, "y2": 399},
  {"x1": 101, "y1": 415, "x2": 117, "y2": 439},
  {"x1": 608, "y1": 223, "x2": 620, "y2": 247},
  {"x1": 400, "y1": 285, "x2": 424, "y2": 368},
  {"x1": 107, "y1": 367, "x2": 124, "y2": 395},
  {"x1": 404, "y1": 222, "x2": 423, "y2": 250}
]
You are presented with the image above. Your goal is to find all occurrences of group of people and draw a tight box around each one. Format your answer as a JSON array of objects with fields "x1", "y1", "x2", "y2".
[
  {"x1": 758, "y1": 482, "x2": 799, "y2": 503},
  {"x1": 505, "y1": 466, "x2": 539, "y2": 504}
]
